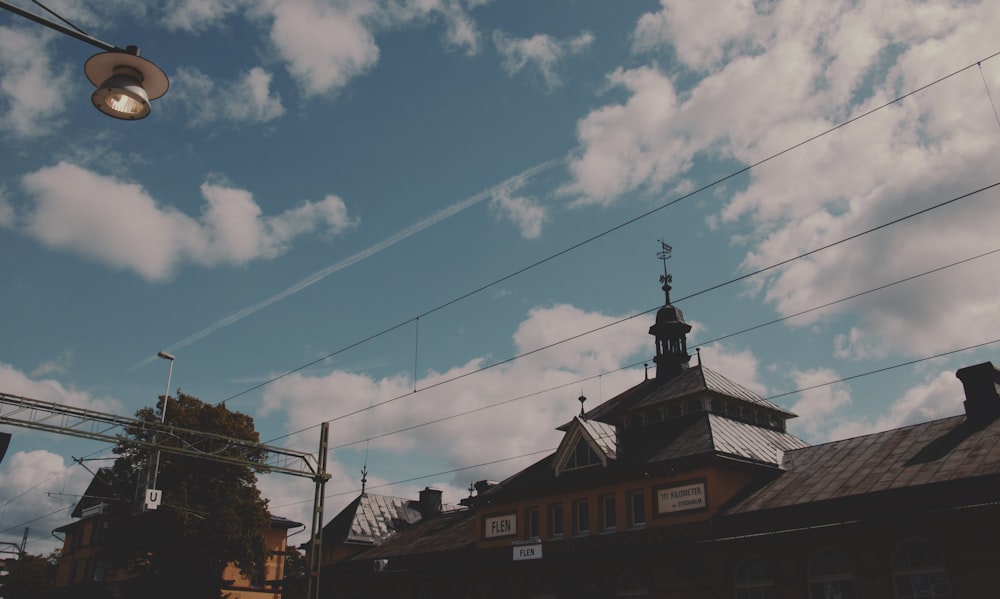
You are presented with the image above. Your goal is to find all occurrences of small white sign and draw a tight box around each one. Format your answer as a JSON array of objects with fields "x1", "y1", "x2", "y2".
[
  {"x1": 657, "y1": 482, "x2": 705, "y2": 514},
  {"x1": 484, "y1": 513, "x2": 516, "y2": 538},
  {"x1": 144, "y1": 488, "x2": 162, "y2": 511},
  {"x1": 513, "y1": 543, "x2": 542, "y2": 561}
]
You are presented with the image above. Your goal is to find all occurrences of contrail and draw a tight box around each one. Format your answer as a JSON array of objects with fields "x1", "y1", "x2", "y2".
[{"x1": 131, "y1": 159, "x2": 559, "y2": 370}]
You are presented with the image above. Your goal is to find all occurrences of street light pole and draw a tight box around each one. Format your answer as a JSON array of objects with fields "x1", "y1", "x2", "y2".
[{"x1": 150, "y1": 351, "x2": 174, "y2": 491}]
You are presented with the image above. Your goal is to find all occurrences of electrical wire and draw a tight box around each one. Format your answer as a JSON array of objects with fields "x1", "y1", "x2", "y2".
[
  {"x1": 267, "y1": 336, "x2": 1000, "y2": 511},
  {"x1": 217, "y1": 50, "x2": 1000, "y2": 408},
  {"x1": 8, "y1": 50, "x2": 1000, "y2": 544},
  {"x1": 265, "y1": 181, "x2": 999, "y2": 446},
  {"x1": 322, "y1": 245, "x2": 1000, "y2": 452}
]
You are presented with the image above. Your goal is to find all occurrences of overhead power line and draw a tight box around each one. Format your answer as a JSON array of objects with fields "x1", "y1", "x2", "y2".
[
  {"x1": 321, "y1": 245, "x2": 1000, "y2": 452},
  {"x1": 269, "y1": 334, "x2": 1000, "y2": 512},
  {"x1": 219, "y1": 50, "x2": 1000, "y2": 408},
  {"x1": 265, "y1": 180, "x2": 999, "y2": 446}
]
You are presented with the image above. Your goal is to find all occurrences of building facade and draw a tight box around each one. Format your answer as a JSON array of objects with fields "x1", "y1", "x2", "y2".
[
  {"x1": 321, "y1": 275, "x2": 1000, "y2": 598},
  {"x1": 54, "y1": 469, "x2": 302, "y2": 598}
]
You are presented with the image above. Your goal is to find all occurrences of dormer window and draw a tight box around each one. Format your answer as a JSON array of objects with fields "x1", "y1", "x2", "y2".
[{"x1": 566, "y1": 439, "x2": 602, "y2": 470}]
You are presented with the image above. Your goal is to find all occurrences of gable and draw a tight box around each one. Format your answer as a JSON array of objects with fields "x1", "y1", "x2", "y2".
[{"x1": 552, "y1": 417, "x2": 616, "y2": 476}]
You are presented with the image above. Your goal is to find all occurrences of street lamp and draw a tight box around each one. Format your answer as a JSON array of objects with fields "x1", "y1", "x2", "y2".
[
  {"x1": 0, "y1": 1, "x2": 169, "y2": 120},
  {"x1": 151, "y1": 350, "x2": 174, "y2": 491}
]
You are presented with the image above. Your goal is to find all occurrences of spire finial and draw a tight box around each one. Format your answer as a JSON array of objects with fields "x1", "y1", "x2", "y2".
[
  {"x1": 361, "y1": 439, "x2": 370, "y2": 494},
  {"x1": 657, "y1": 240, "x2": 673, "y2": 304},
  {"x1": 578, "y1": 394, "x2": 587, "y2": 418}
]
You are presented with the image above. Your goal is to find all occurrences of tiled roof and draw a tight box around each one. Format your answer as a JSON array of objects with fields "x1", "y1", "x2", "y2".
[
  {"x1": 358, "y1": 508, "x2": 476, "y2": 558},
  {"x1": 580, "y1": 417, "x2": 617, "y2": 458},
  {"x1": 582, "y1": 365, "x2": 794, "y2": 423},
  {"x1": 648, "y1": 413, "x2": 807, "y2": 465},
  {"x1": 726, "y1": 414, "x2": 1000, "y2": 514},
  {"x1": 323, "y1": 493, "x2": 423, "y2": 546}
]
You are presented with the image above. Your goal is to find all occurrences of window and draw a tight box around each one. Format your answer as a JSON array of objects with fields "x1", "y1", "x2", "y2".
[
  {"x1": 250, "y1": 562, "x2": 265, "y2": 589},
  {"x1": 600, "y1": 495, "x2": 616, "y2": 531},
  {"x1": 627, "y1": 490, "x2": 646, "y2": 527},
  {"x1": 734, "y1": 555, "x2": 775, "y2": 599},
  {"x1": 573, "y1": 499, "x2": 589, "y2": 536},
  {"x1": 525, "y1": 507, "x2": 540, "y2": 539},
  {"x1": 548, "y1": 504, "x2": 564, "y2": 538},
  {"x1": 566, "y1": 439, "x2": 602, "y2": 470},
  {"x1": 666, "y1": 405, "x2": 682, "y2": 419},
  {"x1": 808, "y1": 547, "x2": 857, "y2": 599},
  {"x1": 892, "y1": 538, "x2": 951, "y2": 598}
]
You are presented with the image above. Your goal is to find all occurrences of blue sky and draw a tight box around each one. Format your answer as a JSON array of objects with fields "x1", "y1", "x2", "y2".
[{"x1": 1, "y1": 0, "x2": 999, "y2": 556}]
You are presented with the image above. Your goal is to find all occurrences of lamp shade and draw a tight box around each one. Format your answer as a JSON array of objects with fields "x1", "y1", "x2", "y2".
[{"x1": 84, "y1": 48, "x2": 168, "y2": 121}]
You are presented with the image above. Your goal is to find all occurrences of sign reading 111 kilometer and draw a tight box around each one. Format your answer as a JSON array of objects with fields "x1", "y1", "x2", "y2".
[{"x1": 657, "y1": 481, "x2": 707, "y2": 514}]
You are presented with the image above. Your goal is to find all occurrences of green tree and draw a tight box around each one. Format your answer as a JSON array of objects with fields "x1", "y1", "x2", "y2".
[
  {"x1": 0, "y1": 552, "x2": 56, "y2": 599},
  {"x1": 103, "y1": 392, "x2": 271, "y2": 599},
  {"x1": 281, "y1": 547, "x2": 308, "y2": 599}
]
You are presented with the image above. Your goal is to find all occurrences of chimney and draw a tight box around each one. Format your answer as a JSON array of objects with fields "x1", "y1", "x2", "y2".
[
  {"x1": 955, "y1": 362, "x2": 1000, "y2": 422},
  {"x1": 473, "y1": 480, "x2": 498, "y2": 495},
  {"x1": 418, "y1": 487, "x2": 442, "y2": 517}
]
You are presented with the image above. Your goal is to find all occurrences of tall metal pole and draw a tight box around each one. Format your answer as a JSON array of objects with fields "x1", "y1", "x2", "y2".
[
  {"x1": 150, "y1": 351, "x2": 174, "y2": 491},
  {"x1": 307, "y1": 422, "x2": 329, "y2": 599}
]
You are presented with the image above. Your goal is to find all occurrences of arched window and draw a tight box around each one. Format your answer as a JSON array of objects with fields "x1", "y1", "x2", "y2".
[
  {"x1": 647, "y1": 409, "x2": 663, "y2": 423},
  {"x1": 808, "y1": 547, "x2": 857, "y2": 598},
  {"x1": 892, "y1": 538, "x2": 951, "y2": 598},
  {"x1": 734, "y1": 555, "x2": 775, "y2": 599}
]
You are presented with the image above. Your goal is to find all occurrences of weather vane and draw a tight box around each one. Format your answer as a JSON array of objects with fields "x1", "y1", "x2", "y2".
[
  {"x1": 657, "y1": 240, "x2": 673, "y2": 303},
  {"x1": 657, "y1": 240, "x2": 672, "y2": 284}
]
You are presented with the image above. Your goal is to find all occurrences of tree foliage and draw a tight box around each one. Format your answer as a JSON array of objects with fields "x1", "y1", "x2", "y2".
[
  {"x1": 0, "y1": 552, "x2": 57, "y2": 599},
  {"x1": 102, "y1": 392, "x2": 271, "y2": 599},
  {"x1": 281, "y1": 548, "x2": 308, "y2": 599}
]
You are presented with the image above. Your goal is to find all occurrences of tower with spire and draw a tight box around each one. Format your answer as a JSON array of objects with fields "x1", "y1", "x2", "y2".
[{"x1": 649, "y1": 241, "x2": 692, "y2": 380}]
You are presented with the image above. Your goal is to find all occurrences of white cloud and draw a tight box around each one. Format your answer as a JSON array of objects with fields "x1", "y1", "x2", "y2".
[
  {"x1": 404, "y1": 0, "x2": 486, "y2": 55},
  {"x1": 258, "y1": 303, "x2": 650, "y2": 483},
  {"x1": 172, "y1": 67, "x2": 285, "y2": 126},
  {"x1": 0, "y1": 26, "x2": 71, "y2": 138},
  {"x1": 489, "y1": 184, "x2": 546, "y2": 239},
  {"x1": 786, "y1": 368, "x2": 853, "y2": 439},
  {"x1": 493, "y1": 30, "x2": 594, "y2": 90},
  {"x1": 0, "y1": 186, "x2": 13, "y2": 227},
  {"x1": 161, "y1": 0, "x2": 242, "y2": 31},
  {"x1": 30, "y1": 350, "x2": 74, "y2": 378},
  {"x1": 0, "y1": 450, "x2": 93, "y2": 556},
  {"x1": 633, "y1": 0, "x2": 758, "y2": 70},
  {"x1": 823, "y1": 369, "x2": 965, "y2": 442},
  {"x1": 16, "y1": 162, "x2": 358, "y2": 281},
  {"x1": 0, "y1": 361, "x2": 122, "y2": 414},
  {"x1": 564, "y1": 0, "x2": 1000, "y2": 360},
  {"x1": 261, "y1": 0, "x2": 381, "y2": 97}
]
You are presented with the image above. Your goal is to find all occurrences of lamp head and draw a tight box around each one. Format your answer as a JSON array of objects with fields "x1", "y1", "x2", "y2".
[{"x1": 84, "y1": 47, "x2": 168, "y2": 120}]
